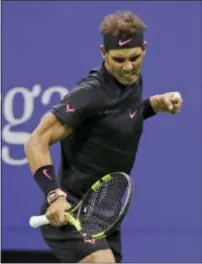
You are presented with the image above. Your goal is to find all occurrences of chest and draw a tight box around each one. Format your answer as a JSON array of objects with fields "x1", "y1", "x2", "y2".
[
  {"x1": 97, "y1": 101, "x2": 143, "y2": 137},
  {"x1": 72, "y1": 81, "x2": 144, "y2": 151},
  {"x1": 87, "y1": 84, "x2": 144, "y2": 152}
]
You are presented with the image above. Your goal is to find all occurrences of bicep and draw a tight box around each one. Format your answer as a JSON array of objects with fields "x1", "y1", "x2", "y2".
[{"x1": 31, "y1": 112, "x2": 72, "y2": 145}]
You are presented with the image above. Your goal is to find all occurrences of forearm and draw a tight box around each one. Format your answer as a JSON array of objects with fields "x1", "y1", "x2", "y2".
[
  {"x1": 24, "y1": 137, "x2": 52, "y2": 173},
  {"x1": 24, "y1": 136, "x2": 60, "y2": 196},
  {"x1": 24, "y1": 112, "x2": 70, "y2": 202},
  {"x1": 24, "y1": 112, "x2": 70, "y2": 174}
]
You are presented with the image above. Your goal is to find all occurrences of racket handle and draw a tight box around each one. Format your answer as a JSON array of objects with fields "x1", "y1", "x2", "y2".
[{"x1": 29, "y1": 215, "x2": 50, "y2": 228}]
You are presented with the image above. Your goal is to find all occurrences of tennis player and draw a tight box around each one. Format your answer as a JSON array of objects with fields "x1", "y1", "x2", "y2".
[{"x1": 25, "y1": 11, "x2": 183, "y2": 263}]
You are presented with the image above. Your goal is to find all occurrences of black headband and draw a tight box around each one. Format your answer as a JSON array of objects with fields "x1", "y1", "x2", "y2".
[{"x1": 103, "y1": 31, "x2": 144, "y2": 50}]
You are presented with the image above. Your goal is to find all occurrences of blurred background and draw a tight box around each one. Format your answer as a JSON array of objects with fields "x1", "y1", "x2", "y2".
[{"x1": 1, "y1": 1, "x2": 201, "y2": 263}]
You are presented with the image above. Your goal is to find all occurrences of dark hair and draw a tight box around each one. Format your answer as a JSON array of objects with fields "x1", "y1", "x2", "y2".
[{"x1": 100, "y1": 11, "x2": 147, "y2": 37}]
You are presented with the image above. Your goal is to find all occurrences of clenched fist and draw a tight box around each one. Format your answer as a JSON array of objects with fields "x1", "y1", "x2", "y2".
[
  {"x1": 46, "y1": 196, "x2": 71, "y2": 226},
  {"x1": 150, "y1": 92, "x2": 183, "y2": 114}
]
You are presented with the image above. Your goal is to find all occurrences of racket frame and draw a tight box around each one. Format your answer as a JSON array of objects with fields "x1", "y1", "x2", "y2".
[{"x1": 64, "y1": 172, "x2": 134, "y2": 240}]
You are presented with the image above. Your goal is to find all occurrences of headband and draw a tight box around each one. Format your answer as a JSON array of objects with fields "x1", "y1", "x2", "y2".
[{"x1": 103, "y1": 31, "x2": 144, "y2": 50}]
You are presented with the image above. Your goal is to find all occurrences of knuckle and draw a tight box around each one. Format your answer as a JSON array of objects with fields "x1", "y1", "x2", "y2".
[
  {"x1": 46, "y1": 209, "x2": 57, "y2": 219},
  {"x1": 48, "y1": 210, "x2": 56, "y2": 216},
  {"x1": 59, "y1": 216, "x2": 66, "y2": 224}
]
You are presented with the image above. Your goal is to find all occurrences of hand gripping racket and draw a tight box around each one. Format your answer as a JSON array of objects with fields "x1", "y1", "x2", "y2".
[{"x1": 29, "y1": 172, "x2": 134, "y2": 240}]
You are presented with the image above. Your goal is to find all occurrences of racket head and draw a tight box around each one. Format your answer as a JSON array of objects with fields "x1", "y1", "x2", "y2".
[{"x1": 76, "y1": 172, "x2": 134, "y2": 240}]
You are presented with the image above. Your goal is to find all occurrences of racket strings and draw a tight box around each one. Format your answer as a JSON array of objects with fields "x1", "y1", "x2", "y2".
[{"x1": 80, "y1": 175, "x2": 128, "y2": 235}]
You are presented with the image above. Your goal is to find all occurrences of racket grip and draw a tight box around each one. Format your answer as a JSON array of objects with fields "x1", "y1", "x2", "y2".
[{"x1": 29, "y1": 215, "x2": 50, "y2": 228}]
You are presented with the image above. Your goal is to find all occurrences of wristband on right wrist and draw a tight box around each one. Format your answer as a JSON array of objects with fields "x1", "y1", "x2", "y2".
[{"x1": 33, "y1": 165, "x2": 60, "y2": 196}]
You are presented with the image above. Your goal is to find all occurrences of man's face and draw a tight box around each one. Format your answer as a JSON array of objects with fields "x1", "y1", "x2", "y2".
[{"x1": 101, "y1": 44, "x2": 146, "y2": 86}]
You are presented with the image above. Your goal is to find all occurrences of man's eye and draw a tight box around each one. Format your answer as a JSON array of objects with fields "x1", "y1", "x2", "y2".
[
  {"x1": 113, "y1": 57, "x2": 125, "y2": 63},
  {"x1": 130, "y1": 55, "x2": 141, "y2": 62}
]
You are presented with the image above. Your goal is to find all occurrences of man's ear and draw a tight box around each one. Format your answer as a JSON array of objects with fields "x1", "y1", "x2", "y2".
[
  {"x1": 142, "y1": 40, "x2": 147, "y2": 55},
  {"x1": 100, "y1": 45, "x2": 108, "y2": 59}
]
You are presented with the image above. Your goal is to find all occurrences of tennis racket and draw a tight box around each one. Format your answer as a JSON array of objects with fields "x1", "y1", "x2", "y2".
[{"x1": 29, "y1": 171, "x2": 134, "y2": 240}]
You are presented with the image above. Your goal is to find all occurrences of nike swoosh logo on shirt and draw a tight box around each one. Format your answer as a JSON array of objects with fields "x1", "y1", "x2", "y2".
[{"x1": 129, "y1": 111, "x2": 137, "y2": 119}]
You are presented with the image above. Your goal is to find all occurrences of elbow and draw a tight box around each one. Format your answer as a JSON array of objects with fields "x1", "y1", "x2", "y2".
[
  {"x1": 24, "y1": 129, "x2": 51, "y2": 160},
  {"x1": 24, "y1": 135, "x2": 35, "y2": 158},
  {"x1": 24, "y1": 133, "x2": 44, "y2": 158}
]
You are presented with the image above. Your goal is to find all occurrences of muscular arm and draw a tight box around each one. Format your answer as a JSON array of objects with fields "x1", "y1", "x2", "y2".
[
  {"x1": 24, "y1": 112, "x2": 72, "y2": 173},
  {"x1": 25, "y1": 81, "x2": 102, "y2": 198}
]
